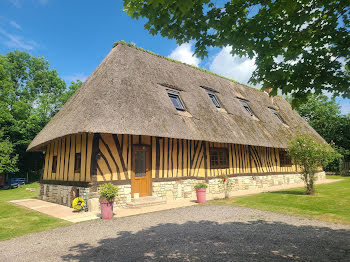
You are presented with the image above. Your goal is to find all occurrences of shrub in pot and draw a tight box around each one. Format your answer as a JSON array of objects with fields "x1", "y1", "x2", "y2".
[
  {"x1": 99, "y1": 183, "x2": 119, "y2": 220},
  {"x1": 194, "y1": 183, "x2": 208, "y2": 204}
]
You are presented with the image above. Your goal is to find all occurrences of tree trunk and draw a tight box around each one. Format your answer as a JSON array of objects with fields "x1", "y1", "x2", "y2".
[{"x1": 303, "y1": 169, "x2": 315, "y2": 195}]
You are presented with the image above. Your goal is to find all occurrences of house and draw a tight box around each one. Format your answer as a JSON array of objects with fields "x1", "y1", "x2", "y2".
[{"x1": 27, "y1": 42, "x2": 325, "y2": 210}]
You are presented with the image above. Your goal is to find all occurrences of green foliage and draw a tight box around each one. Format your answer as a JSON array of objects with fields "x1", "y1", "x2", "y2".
[
  {"x1": 0, "y1": 132, "x2": 18, "y2": 174},
  {"x1": 292, "y1": 94, "x2": 350, "y2": 172},
  {"x1": 123, "y1": 0, "x2": 350, "y2": 105},
  {"x1": 194, "y1": 183, "x2": 208, "y2": 189},
  {"x1": 0, "y1": 50, "x2": 82, "y2": 176},
  {"x1": 99, "y1": 183, "x2": 119, "y2": 201},
  {"x1": 287, "y1": 134, "x2": 338, "y2": 194}
]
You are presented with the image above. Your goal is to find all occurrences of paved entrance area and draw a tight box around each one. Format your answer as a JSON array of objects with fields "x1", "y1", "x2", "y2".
[
  {"x1": 10, "y1": 198, "x2": 198, "y2": 223},
  {"x1": 1, "y1": 205, "x2": 349, "y2": 262},
  {"x1": 9, "y1": 199, "x2": 100, "y2": 223}
]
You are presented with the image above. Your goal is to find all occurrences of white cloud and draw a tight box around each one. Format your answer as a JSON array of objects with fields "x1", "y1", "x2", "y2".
[
  {"x1": 8, "y1": 0, "x2": 50, "y2": 7},
  {"x1": 209, "y1": 46, "x2": 257, "y2": 85},
  {"x1": 168, "y1": 43, "x2": 200, "y2": 67},
  {"x1": 64, "y1": 73, "x2": 88, "y2": 83},
  {"x1": 9, "y1": 20, "x2": 21, "y2": 29},
  {"x1": 8, "y1": 0, "x2": 21, "y2": 8},
  {"x1": 0, "y1": 28, "x2": 38, "y2": 50}
]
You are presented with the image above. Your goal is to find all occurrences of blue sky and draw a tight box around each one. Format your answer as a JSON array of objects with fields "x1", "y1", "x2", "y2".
[{"x1": 1, "y1": 0, "x2": 349, "y2": 114}]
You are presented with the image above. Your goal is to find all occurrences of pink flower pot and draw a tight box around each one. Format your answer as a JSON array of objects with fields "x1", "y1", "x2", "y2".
[
  {"x1": 196, "y1": 188, "x2": 206, "y2": 204},
  {"x1": 100, "y1": 198, "x2": 114, "y2": 220}
]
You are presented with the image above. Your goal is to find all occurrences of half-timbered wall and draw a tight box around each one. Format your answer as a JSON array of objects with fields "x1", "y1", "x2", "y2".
[
  {"x1": 42, "y1": 133, "x2": 297, "y2": 184},
  {"x1": 96, "y1": 133, "x2": 208, "y2": 183},
  {"x1": 42, "y1": 133, "x2": 93, "y2": 182},
  {"x1": 95, "y1": 133, "x2": 297, "y2": 183}
]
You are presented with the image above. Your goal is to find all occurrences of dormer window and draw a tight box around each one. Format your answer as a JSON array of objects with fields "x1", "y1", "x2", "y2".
[
  {"x1": 238, "y1": 98, "x2": 255, "y2": 117},
  {"x1": 269, "y1": 107, "x2": 286, "y2": 124},
  {"x1": 201, "y1": 85, "x2": 221, "y2": 108},
  {"x1": 208, "y1": 92, "x2": 221, "y2": 108},
  {"x1": 167, "y1": 90, "x2": 185, "y2": 111}
]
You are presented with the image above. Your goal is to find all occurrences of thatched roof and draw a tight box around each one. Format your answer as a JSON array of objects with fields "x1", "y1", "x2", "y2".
[{"x1": 27, "y1": 42, "x2": 324, "y2": 151}]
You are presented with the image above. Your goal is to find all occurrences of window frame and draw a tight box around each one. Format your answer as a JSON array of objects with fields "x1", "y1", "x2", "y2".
[
  {"x1": 209, "y1": 147, "x2": 229, "y2": 169},
  {"x1": 74, "y1": 152, "x2": 81, "y2": 173},
  {"x1": 279, "y1": 150, "x2": 292, "y2": 167},
  {"x1": 166, "y1": 89, "x2": 186, "y2": 111},
  {"x1": 238, "y1": 98, "x2": 255, "y2": 117},
  {"x1": 52, "y1": 155, "x2": 57, "y2": 173},
  {"x1": 269, "y1": 107, "x2": 286, "y2": 124},
  {"x1": 207, "y1": 91, "x2": 221, "y2": 108}
]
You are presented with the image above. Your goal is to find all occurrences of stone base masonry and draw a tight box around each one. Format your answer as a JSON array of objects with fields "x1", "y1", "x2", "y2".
[{"x1": 39, "y1": 172, "x2": 326, "y2": 211}]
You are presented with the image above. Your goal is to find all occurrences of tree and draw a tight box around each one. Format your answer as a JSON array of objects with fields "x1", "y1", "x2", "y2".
[
  {"x1": 0, "y1": 50, "x2": 82, "y2": 177},
  {"x1": 0, "y1": 132, "x2": 18, "y2": 174},
  {"x1": 292, "y1": 94, "x2": 350, "y2": 173},
  {"x1": 124, "y1": 0, "x2": 350, "y2": 106},
  {"x1": 288, "y1": 134, "x2": 337, "y2": 194}
]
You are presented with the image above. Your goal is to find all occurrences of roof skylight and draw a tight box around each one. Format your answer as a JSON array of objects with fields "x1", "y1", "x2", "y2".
[
  {"x1": 207, "y1": 91, "x2": 221, "y2": 108},
  {"x1": 167, "y1": 90, "x2": 186, "y2": 111},
  {"x1": 269, "y1": 107, "x2": 286, "y2": 124},
  {"x1": 238, "y1": 99, "x2": 255, "y2": 117}
]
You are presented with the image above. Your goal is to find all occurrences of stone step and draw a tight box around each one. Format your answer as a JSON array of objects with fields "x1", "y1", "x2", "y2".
[{"x1": 126, "y1": 196, "x2": 166, "y2": 208}]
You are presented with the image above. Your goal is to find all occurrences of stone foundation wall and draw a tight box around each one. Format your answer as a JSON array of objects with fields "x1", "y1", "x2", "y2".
[
  {"x1": 114, "y1": 184, "x2": 132, "y2": 207},
  {"x1": 152, "y1": 179, "x2": 200, "y2": 201},
  {"x1": 152, "y1": 171, "x2": 326, "y2": 201},
  {"x1": 38, "y1": 184, "x2": 90, "y2": 208},
  {"x1": 207, "y1": 171, "x2": 325, "y2": 198},
  {"x1": 40, "y1": 172, "x2": 326, "y2": 210}
]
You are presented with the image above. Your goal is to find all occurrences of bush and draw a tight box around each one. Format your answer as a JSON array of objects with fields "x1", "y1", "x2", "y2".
[
  {"x1": 287, "y1": 134, "x2": 338, "y2": 195},
  {"x1": 99, "y1": 183, "x2": 119, "y2": 201}
]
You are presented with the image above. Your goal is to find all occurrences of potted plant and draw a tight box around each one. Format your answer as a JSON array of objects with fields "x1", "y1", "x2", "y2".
[
  {"x1": 194, "y1": 183, "x2": 208, "y2": 204},
  {"x1": 99, "y1": 183, "x2": 119, "y2": 219}
]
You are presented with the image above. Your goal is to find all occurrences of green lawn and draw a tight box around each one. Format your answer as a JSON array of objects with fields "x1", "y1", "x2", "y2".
[
  {"x1": 0, "y1": 183, "x2": 70, "y2": 241},
  {"x1": 211, "y1": 176, "x2": 350, "y2": 224}
]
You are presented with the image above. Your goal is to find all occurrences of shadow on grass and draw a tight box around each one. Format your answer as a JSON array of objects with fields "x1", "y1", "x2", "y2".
[
  {"x1": 61, "y1": 219, "x2": 350, "y2": 262},
  {"x1": 269, "y1": 190, "x2": 306, "y2": 196}
]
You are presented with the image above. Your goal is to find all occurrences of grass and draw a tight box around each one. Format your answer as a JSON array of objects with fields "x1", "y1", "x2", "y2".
[
  {"x1": 0, "y1": 183, "x2": 71, "y2": 241},
  {"x1": 211, "y1": 176, "x2": 350, "y2": 225}
]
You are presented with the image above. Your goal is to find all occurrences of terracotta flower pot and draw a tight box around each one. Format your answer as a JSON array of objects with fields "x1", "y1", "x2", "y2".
[
  {"x1": 100, "y1": 198, "x2": 114, "y2": 220},
  {"x1": 196, "y1": 188, "x2": 206, "y2": 204}
]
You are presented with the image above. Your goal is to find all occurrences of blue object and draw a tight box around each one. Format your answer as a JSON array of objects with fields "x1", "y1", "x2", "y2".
[{"x1": 9, "y1": 178, "x2": 26, "y2": 189}]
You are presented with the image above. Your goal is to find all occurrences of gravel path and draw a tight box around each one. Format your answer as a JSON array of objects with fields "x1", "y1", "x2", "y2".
[{"x1": 1, "y1": 205, "x2": 350, "y2": 261}]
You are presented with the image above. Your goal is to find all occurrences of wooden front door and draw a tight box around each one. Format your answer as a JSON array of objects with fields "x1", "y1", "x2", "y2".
[{"x1": 132, "y1": 146, "x2": 151, "y2": 197}]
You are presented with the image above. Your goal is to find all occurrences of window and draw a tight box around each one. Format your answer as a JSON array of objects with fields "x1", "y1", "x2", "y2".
[
  {"x1": 270, "y1": 107, "x2": 286, "y2": 124},
  {"x1": 239, "y1": 99, "x2": 255, "y2": 117},
  {"x1": 167, "y1": 90, "x2": 186, "y2": 111},
  {"x1": 279, "y1": 150, "x2": 291, "y2": 167},
  {"x1": 209, "y1": 148, "x2": 229, "y2": 169},
  {"x1": 52, "y1": 156, "x2": 57, "y2": 173},
  {"x1": 135, "y1": 150, "x2": 146, "y2": 177},
  {"x1": 74, "y1": 153, "x2": 81, "y2": 173},
  {"x1": 207, "y1": 92, "x2": 221, "y2": 108}
]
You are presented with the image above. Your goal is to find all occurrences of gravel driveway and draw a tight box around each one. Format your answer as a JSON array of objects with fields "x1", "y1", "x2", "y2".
[{"x1": 1, "y1": 205, "x2": 350, "y2": 261}]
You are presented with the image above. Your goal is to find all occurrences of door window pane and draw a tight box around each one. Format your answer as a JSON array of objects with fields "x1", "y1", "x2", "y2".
[{"x1": 135, "y1": 151, "x2": 146, "y2": 177}]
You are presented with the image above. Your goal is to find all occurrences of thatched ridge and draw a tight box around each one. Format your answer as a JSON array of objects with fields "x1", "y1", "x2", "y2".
[{"x1": 27, "y1": 42, "x2": 324, "y2": 151}]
